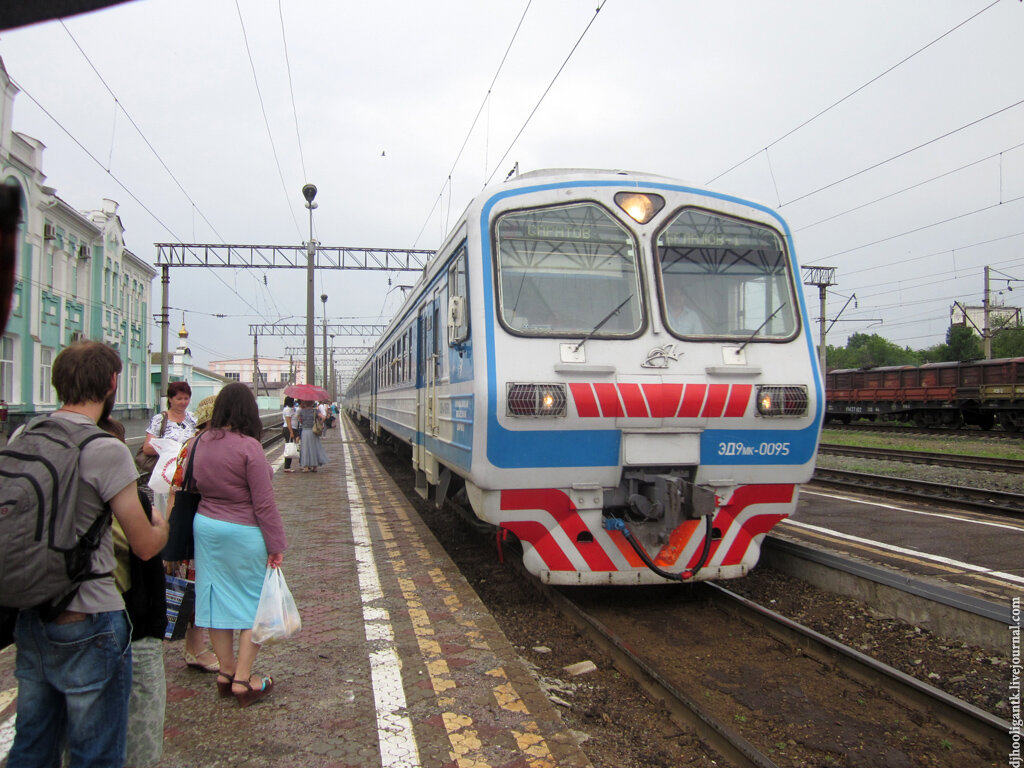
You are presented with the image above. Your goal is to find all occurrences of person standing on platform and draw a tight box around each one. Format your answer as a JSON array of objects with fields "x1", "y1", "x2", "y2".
[
  {"x1": 138, "y1": 381, "x2": 196, "y2": 506},
  {"x1": 297, "y1": 399, "x2": 327, "y2": 472},
  {"x1": 169, "y1": 396, "x2": 220, "y2": 675},
  {"x1": 191, "y1": 383, "x2": 286, "y2": 707},
  {"x1": 6, "y1": 340, "x2": 168, "y2": 768},
  {"x1": 281, "y1": 396, "x2": 297, "y2": 473}
]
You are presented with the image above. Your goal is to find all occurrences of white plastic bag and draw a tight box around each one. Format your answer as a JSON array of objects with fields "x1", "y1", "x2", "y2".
[
  {"x1": 251, "y1": 567, "x2": 301, "y2": 644},
  {"x1": 283, "y1": 442, "x2": 299, "y2": 459},
  {"x1": 147, "y1": 438, "x2": 185, "y2": 495}
]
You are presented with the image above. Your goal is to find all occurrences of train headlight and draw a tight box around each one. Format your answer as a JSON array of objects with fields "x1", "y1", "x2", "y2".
[
  {"x1": 756, "y1": 386, "x2": 809, "y2": 417},
  {"x1": 614, "y1": 192, "x2": 665, "y2": 224},
  {"x1": 507, "y1": 383, "x2": 567, "y2": 417}
]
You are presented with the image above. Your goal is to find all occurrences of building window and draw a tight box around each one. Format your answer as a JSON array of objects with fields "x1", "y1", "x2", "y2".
[
  {"x1": 1, "y1": 335, "x2": 14, "y2": 401},
  {"x1": 39, "y1": 347, "x2": 54, "y2": 404},
  {"x1": 129, "y1": 362, "x2": 139, "y2": 402},
  {"x1": 226, "y1": 372, "x2": 240, "y2": 381}
]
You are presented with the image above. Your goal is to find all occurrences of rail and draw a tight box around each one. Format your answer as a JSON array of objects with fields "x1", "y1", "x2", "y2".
[
  {"x1": 811, "y1": 467, "x2": 1024, "y2": 516},
  {"x1": 818, "y1": 443, "x2": 1024, "y2": 473}
]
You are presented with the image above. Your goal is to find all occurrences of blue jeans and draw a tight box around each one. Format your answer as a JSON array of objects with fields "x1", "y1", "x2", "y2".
[{"x1": 8, "y1": 609, "x2": 132, "y2": 768}]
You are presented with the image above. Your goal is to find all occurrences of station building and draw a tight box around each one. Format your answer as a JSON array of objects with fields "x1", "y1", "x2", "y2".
[{"x1": 1, "y1": 56, "x2": 156, "y2": 433}]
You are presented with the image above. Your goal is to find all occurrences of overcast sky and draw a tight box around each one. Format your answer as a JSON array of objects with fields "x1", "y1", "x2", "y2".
[{"x1": 2, "y1": 0, "x2": 1022, "y2": 376}]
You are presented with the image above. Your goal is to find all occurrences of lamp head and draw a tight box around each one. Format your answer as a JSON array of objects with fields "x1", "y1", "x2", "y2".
[
  {"x1": 321, "y1": 293, "x2": 328, "y2": 303},
  {"x1": 302, "y1": 184, "x2": 318, "y2": 204}
]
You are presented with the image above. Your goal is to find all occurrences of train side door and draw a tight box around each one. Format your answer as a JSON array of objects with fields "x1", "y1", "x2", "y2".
[
  {"x1": 368, "y1": 358, "x2": 379, "y2": 440},
  {"x1": 414, "y1": 295, "x2": 443, "y2": 498}
]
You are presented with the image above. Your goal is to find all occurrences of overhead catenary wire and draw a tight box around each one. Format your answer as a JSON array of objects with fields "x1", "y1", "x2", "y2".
[
  {"x1": 234, "y1": 0, "x2": 303, "y2": 242},
  {"x1": 782, "y1": 98, "x2": 1024, "y2": 209},
  {"x1": 795, "y1": 140, "x2": 1024, "y2": 232},
  {"x1": 13, "y1": 78, "x2": 272, "y2": 328},
  {"x1": 706, "y1": 0, "x2": 1002, "y2": 186},
  {"x1": 412, "y1": 0, "x2": 534, "y2": 248},
  {"x1": 485, "y1": 0, "x2": 610, "y2": 187},
  {"x1": 277, "y1": 0, "x2": 308, "y2": 184},
  {"x1": 54, "y1": 20, "x2": 284, "y2": 322}
]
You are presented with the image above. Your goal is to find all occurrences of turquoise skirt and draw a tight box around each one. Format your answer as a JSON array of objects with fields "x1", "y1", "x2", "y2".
[{"x1": 194, "y1": 514, "x2": 267, "y2": 630}]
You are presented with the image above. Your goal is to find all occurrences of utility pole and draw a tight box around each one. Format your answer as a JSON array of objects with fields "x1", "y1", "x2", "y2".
[
  {"x1": 802, "y1": 265, "x2": 837, "y2": 374},
  {"x1": 984, "y1": 265, "x2": 992, "y2": 360},
  {"x1": 252, "y1": 332, "x2": 260, "y2": 394},
  {"x1": 321, "y1": 293, "x2": 328, "y2": 390},
  {"x1": 159, "y1": 265, "x2": 170, "y2": 411}
]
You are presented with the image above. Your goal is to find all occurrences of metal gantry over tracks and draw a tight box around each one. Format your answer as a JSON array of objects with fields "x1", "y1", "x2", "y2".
[{"x1": 152, "y1": 242, "x2": 433, "y2": 398}]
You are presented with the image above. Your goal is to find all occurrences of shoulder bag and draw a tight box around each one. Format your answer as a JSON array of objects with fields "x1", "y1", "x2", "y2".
[
  {"x1": 134, "y1": 412, "x2": 168, "y2": 479},
  {"x1": 162, "y1": 433, "x2": 201, "y2": 562}
]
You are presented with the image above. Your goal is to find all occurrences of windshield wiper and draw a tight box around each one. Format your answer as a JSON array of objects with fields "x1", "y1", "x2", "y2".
[
  {"x1": 573, "y1": 295, "x2": 633, "y2": 353},
  {"x1": 738, "y1": 303, "x2": 786, "y2": 352}
]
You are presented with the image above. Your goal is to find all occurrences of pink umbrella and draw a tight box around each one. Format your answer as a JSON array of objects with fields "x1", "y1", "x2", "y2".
[{"x1": 284, "y1": 383, "x2": 330, "y2": 401}]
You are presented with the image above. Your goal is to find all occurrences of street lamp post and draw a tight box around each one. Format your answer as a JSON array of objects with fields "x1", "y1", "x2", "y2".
[
  {"x1": 302, "y1": 184, "x2": 318, "y2": 385},
  {"x1": 321, "y1": 293, "x2": 328, "y2": 392}
]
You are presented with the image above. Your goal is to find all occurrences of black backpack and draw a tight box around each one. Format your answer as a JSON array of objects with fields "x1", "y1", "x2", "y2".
[{"x1": 0, "y1": 415, "x2": 116, "y2": 619}]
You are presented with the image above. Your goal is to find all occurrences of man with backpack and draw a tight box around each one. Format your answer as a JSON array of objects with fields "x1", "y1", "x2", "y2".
[{"x1": 0, "y1": 340, "x2": 169, "y2": 768}]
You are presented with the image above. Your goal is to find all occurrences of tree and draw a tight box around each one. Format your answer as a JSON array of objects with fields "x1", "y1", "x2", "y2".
[
  {"x1": 834, "y1": 333, "x2": 918, "y2": 368},
  {"x1": 992, "y1": 323, "x2": 1024, "y2": 358},
  {"x1": 945, "y1": 324, "x2": 983, "y2": 361}
]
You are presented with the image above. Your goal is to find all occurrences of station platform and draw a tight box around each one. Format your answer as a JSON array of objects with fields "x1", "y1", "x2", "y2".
[
  {"x1": 0, "y1": 417, "x2": 593, "y2": 768},
  {"x1": 760, "y1": 484, "x2": 1024, "y2": 652}
]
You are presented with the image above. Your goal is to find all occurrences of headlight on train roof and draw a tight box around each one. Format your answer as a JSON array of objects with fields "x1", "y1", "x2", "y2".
[
  {"x1": 507, "y1": 383, "x2": 567, "y2": 417},
  {"x1": 614, "y1": 192, "x2": 665, "y2": 224},
  {"x1": 756, "y1": 386, "x2": 809, "y2": 417}
]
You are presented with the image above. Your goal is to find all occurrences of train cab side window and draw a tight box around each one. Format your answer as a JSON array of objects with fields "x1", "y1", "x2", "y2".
[
  {"x1": 656, "y1": 209, "x2": 799, "y2": 341},
  {"x1": 494, "y1": 203, "x2": 643, "y2": 338},
  {"x1": 447, "y1": 245, "x2": 469, "y2": 345}
]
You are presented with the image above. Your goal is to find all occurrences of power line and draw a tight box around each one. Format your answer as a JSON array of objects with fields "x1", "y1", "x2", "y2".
[
  {"x1": 795, "y1": 140, "x2": 1024, "y2": 233},
  {"x1": 413, "y1": 0, "x2": 534, "y2": 248},
  {"x1": 234, "y1": 0, "x2": 302, "y2": 242},
  {"x1": 782, "y1": 98, "x2": 1024, "y2": 208},
  {"x1": 51, "y1": 23, "x2": 283, "y2": 322},
  {"x1": 58, "y1": 21, "x2": 226, "y2": 244},
  {"x1": 822, "y1": 192, "x2": 1024, "y2": 262},
  {"x1": 485, "y1": 0, "x2": 611, "y2": 187},
  {"x1": 277, "y1": 0, "x2": 308, "y2": 184},
  {"x1": 707, "y1": 0, "x2": 1002, "y2": 186}
]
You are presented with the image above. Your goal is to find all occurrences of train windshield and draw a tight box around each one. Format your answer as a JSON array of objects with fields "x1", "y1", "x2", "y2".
[
  {"x1": 494, "y1": 203, "x2": 643, "y2": 337},
  {"x1": 656, "y1": 209, "x2": 798, "y2": 341}
]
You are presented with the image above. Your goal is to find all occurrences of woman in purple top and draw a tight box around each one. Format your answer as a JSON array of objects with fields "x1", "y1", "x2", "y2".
[{"x1": 191, "y1": 383, "x2": 287, "y2": 707}]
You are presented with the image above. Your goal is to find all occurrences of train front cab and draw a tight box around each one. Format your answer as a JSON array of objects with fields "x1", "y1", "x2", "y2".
[{"x1": 456, "y1": 177, "x2": 823, "y2": 585}]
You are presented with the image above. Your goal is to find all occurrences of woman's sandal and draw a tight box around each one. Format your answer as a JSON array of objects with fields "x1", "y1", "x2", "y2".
[
  {"x1": 216, "y1": 672, "x2": 235, "y2": 698},
  {"x1": 184, "y1": 648, "x2": 220, "y2": 673},
  {"x1": 232, "y1": 675, "x2": 274, "y2": 707}
]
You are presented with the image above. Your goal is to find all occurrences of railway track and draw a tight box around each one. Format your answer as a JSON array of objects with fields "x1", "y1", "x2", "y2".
[
  {"x1": 810, "y1": 467, "x2": 1024, "y2": 516},
  {"x1": 124, "y1": 412, "x2": 283, "y2": 451},
  {"x1": 360, "y1": 424, "x2": 1011, "y2": 767},
  {"x1": 538, "y1": 580, "x2": 1009, "y2": 768},
  {"x1": 826, "y1": 422, "x2": 1021, "y2": 439},
  {"x1": 818, "y1": 443, "x2": 1024, "y2": 473}
]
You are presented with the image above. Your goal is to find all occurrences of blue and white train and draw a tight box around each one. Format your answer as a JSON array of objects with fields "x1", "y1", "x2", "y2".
[{"x1": 345, "y1": 169, "x2": 823, "y2": 585}]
